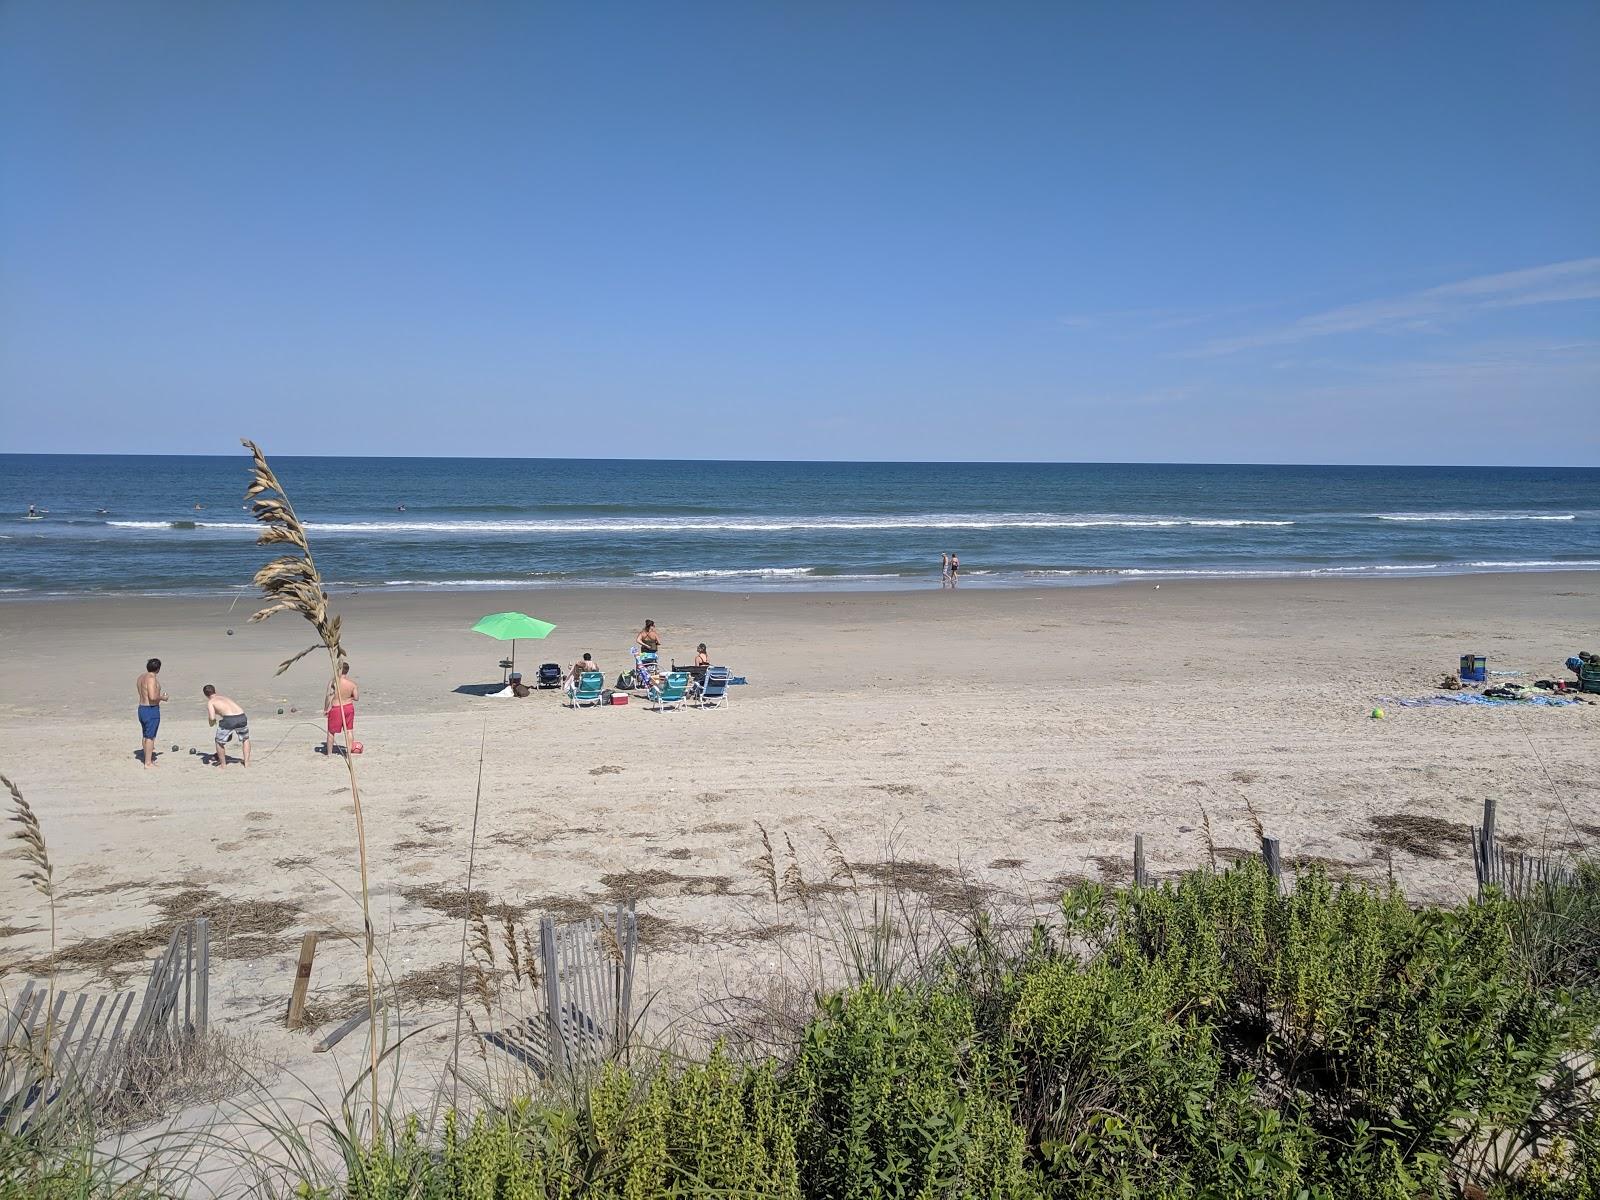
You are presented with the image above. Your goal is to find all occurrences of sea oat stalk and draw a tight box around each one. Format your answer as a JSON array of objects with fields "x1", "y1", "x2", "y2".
[
  {"x1": 240, "y1": 440, "x2": 380, "y2": 1144},
  {"x1": 5, "y1": 773, "x2": 55, "y2": 1066}
]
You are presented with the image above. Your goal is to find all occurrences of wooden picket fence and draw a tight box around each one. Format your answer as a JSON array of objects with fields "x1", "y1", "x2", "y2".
[
  {"x1": 0, "y1": 918, "x2": 209, "y2": 1131},
  {"x1": 1127, "y1": 797, "x2": 1582, "y2": 904},
  {"x1": 481, "y1": 904, "x2": 639, "y2": 1078},
  {"x1": 1472, "y1": 797, "x2": 1577, "y2": 900}
]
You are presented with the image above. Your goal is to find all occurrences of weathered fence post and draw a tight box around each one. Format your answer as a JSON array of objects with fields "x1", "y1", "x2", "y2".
[
  {"x1": 1473, "y1": 797, "x2": 1498, "y2": 896},
  {"x1": 286, "y1": 933, "x2": 318, "y2": 1028},
  {"x1": 1260, "y1": 836, "x2": 1282, "y2": 889},
  {"x1": 1133, "y1": 834, "x2": 1148, "y2": 888},
  {"x1": 540, "y1": 917, "x2": 565, "y2": 1075},
  {"x1": 195, "y1": 919, "x2": 209, "y2": 1035}
]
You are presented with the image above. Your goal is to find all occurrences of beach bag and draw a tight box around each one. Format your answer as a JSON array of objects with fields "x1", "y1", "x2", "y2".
[{"x1": 617, "y1": 670, "x2": 638, "y2": 690}]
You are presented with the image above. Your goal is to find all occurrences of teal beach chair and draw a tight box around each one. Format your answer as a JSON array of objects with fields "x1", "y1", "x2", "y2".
[
  {"x1": 648, "y1": 671, "x2": 690, "y2": 712},
  {"x1": 568, "y1": 671, "x2": 606, "y2": 709}
]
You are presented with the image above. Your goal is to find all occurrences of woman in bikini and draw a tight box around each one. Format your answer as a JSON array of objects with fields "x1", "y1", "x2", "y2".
[{"x1": 636, "y1": 620, "x2": 662, "y2": 656}]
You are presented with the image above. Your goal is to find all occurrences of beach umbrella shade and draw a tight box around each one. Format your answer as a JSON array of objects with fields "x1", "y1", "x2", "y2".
[{"x1": 472, "y1": 612, "x2": 556, "y2": 674}]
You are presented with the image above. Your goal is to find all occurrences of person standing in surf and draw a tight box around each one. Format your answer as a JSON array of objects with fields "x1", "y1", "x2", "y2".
[
  {"x1": 939, "y1": 552, "x2": 950, "y2": 588},
  {"x1": 948, "y1": 552, "x2": 959, "y2": 587}
]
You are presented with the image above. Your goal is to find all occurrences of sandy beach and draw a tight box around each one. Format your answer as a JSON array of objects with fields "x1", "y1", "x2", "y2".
[{"x1": 1, "y1": 574, "x2": 1597, "y2": 1110}]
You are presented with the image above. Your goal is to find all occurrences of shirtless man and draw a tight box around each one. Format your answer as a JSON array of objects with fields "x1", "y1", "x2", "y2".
[
  {"x1": 324, "y1": 662, "x2": 359, "y2": 758},
  {"x1": 569, "y1": 652, "x2": 598, "y2": 686},
  {"x1": 135, "y1": 658, "x2": 168, "y2": 768},
  {"x1": 202, "y1": 685, "x2": 251, "y2": 768}
]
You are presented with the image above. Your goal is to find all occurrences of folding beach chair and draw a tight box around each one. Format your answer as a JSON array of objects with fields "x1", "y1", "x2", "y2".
[
  {"x1": 568, "y1": 671, "x2": 606, "y2": 709},
  {"x1": 647, "y1": 671, "x2": 690, "y2": 712},
  {"x1": 696, "y1": 666, "x2": 730, "y2": 709}
]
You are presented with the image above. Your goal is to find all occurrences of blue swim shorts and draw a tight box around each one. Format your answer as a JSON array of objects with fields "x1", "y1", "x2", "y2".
[{"x1": 137, "y1": 704, "x2": 161, "y2": 740}]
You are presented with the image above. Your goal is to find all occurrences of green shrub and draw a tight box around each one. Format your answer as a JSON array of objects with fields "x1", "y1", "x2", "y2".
[
  {"x1": 340, "y1": 1052, "x2": 800, "y2": 1199},
  {"x1": 790, "y1": 982, "x2": 1039, "y2": 1199}
]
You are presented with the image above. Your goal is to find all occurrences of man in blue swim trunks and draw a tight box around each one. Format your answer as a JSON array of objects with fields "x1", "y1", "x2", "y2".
[{"x1": 136, "y1": 658, "x2": 168, "y2": 768}]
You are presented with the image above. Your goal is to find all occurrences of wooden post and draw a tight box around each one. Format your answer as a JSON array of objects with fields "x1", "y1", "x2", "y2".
[
  {"x1": 195, "y1": 918, "x2": 210, "y2": 1035},
  {"x1": 1474, "y1": 797, "x2": 1498, "y2": 897},
  {"x1": 286, "y1": 933, "x2": 318, "y2": 1028},
  {"x1": 1260, "y1": 836, "x2": 1282, "y2": 888},
  {"x1": 541, "y1": 917, "x2": 564, "y2": 1075},
  {"x1": 183, "y1": 922, "x2": 193, "y2": 1038},
  {"x1": 1133, "y1": 834, "x2": 1147, "y2": 888},
  {"x1": 618, "y1": 905, "x2": 638, "y2": 1064}
]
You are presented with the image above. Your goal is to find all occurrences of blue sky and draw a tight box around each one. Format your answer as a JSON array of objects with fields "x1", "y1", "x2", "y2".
[{"x1": 2, "y1": 3, "x2": 1596, "y2": 464}]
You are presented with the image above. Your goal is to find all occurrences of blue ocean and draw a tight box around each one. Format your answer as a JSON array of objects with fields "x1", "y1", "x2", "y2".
[{"x1": 2, "y1": 455, "x2": 1597, "y2": 596}]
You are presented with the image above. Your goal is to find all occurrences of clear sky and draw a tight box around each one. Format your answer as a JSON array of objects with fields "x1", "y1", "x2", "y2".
[{"x1": 2, "y1": 2, "x2": 1596, "y2": 464}]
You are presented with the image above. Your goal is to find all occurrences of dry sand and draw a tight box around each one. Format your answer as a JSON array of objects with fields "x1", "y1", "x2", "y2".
[{"x1": 1, "y1": 575, "x2": 1597, "y2": 1133}]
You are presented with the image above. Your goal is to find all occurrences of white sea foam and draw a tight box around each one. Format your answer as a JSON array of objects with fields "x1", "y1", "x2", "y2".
[
  {"x1": 639, "y1": 568, "x2": 814, "y2": 579},
  {"x1": 1024, "y1": 564, "x2": 1440, "y2": 578},
  {"x1": 376, "y1": 578, "x2": 539, "y2": 587},
  {"x1": 1372, "y1": 513, "x2": 1577, "y2": 522},
  {"x1": 1460, "y1": 560, "x2": 1600, "y2": 568},
  {"x1": 105, "y1": 514, "x2": 1296, "y2": 534}
]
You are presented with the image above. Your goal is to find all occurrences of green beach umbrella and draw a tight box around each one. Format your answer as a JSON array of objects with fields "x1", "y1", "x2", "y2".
[{"x1": 472, "y1": 611, "x2": 556, "y2": 674}]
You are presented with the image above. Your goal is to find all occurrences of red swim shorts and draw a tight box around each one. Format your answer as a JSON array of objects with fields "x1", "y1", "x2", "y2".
[{"x1": 327, "y1": 703, "x2": 356, "y2": 734}]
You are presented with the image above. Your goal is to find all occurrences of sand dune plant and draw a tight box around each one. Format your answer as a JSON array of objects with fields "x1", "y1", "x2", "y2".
[
  {"x1": 4, "y1": 772, "x2": 56, "y2": 1067},
  {"x1": 240, "y1": 440, "x2": 380, "y2": 1144}
]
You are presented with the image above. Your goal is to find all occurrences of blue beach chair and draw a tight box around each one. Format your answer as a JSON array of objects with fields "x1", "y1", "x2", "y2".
[
  {"x1": 696, "y1": 667, "x2": 730, "y2": 710},
  {"x1": 648, "y1": 671, "x2": 690, "y2": 712},
  {"x1": 568, "y1": 671, "x2": 606, "y2": 709}
]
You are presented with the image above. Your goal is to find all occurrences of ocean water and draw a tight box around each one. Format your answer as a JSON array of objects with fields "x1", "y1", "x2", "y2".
[{"x1": 2, "y1": 454, "x2": 1597, "y2": 596}]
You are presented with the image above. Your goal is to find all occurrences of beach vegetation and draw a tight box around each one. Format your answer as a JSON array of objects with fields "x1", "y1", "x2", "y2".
[
  {"x1": 298, "y1": 861, "x2": 1600, "y2": 1198},
  {"x1": 240, "y1": 440, "x2": 382, "y2": 1142},
  {"x1": 2, "y1": 858, "x2": 1599, "y2": 1197}
]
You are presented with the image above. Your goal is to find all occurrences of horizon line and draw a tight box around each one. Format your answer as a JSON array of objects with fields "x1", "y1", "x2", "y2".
[{"x1": 1, "y1": 451, "x2": 1597, "y2": 471}]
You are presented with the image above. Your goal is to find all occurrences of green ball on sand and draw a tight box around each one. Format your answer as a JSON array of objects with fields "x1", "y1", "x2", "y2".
[{"x1": 1370, "y1": 708, "x2": 1385, "y2": 720}]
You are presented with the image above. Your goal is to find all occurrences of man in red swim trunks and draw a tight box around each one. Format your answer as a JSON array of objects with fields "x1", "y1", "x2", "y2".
[{"x1": 324, "y1": 661, "x2": 359, "y2": 759}]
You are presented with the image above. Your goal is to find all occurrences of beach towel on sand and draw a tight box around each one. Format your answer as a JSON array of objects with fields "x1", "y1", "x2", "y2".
[{"x1": 1385, "y1": 693, "x2": 1580, "y2": 709}]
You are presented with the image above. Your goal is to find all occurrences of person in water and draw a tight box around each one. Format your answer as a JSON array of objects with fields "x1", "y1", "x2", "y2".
[
  {"x1": 203, "y1": 684, "x2": 251, "y2": 768},
  {"x1": 948, "y1": 552, "x2": 960, "y2": 587},
  {"x1": 324, "y1": 661, "x2": 359, "y2": 758},
  {"x1": 135, "y1": 658, "x2": 168, "y2": 768}
]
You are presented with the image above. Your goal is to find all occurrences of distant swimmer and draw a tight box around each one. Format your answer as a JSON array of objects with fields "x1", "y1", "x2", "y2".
[
  {"x1": 26, "y1": 504, "x2": 38, "y2": 519},
  {"x1": 194, "y1": 503, "x2": 204, "y2": 511},
  {"x1": 397, "y1": 504, "x2": 406, "y2": 512}
]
